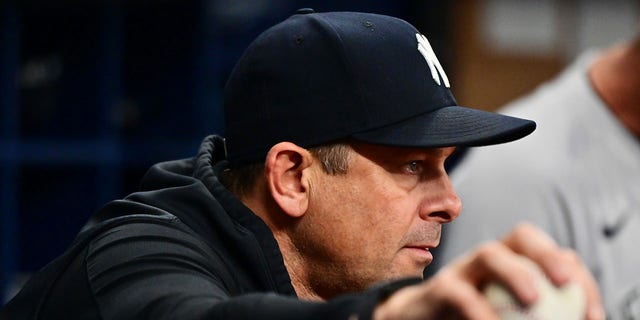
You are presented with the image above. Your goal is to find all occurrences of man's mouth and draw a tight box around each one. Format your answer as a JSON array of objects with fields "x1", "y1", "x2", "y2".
[
  {"x1": 403, "y1": 245, "x2": 435, "y2": 264},
  {"x1": 405, "y1": 246, "x2": 430, "y2": 251}
]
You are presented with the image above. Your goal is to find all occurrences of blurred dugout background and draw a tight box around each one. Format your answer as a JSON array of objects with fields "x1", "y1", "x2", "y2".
[{"x1": 1, "y1": 0, "x2": 638, "y2": 304}]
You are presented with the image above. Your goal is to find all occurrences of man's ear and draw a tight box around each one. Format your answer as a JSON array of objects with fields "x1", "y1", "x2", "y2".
[{"x1": 264, "y1": 142, "x2": 313, "y2": 218}]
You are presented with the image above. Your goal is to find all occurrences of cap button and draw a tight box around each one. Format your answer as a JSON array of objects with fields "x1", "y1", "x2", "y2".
[{"x1": 296, "y1": 8, "x2": 315, "y2": 14}]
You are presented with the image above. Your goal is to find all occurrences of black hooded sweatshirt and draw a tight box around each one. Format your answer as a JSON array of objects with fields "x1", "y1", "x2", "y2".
[{"x1": 1, "y1": 135, "x2": 420, "y2": 320}]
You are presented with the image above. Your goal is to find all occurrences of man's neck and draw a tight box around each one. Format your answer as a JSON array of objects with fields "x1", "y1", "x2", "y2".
[
  {"x1": 289, "y1": 272, "x2": 324, "y2": 301},
  {"x1": 589, "y1": 36, "x2": 640, "y2": 138},
  {"x1": 240, "y1": 190, "x2": 326, "y2": 301},
  {"x1": 271, "y1": 232, "x2": 325, "y2": 301}
]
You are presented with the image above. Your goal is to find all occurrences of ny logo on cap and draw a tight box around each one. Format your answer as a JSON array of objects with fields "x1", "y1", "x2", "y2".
[{"x1": 416, "y1": 33, "x2": 450, "y2": 88}]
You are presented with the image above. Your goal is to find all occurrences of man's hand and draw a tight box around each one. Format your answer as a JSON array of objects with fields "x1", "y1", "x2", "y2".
[{"x1": 372, "y1": 223, "x2": 605, "y2": 320}]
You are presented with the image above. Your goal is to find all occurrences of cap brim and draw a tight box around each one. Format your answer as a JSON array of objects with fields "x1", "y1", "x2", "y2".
[{"x1": 351, "y1": 105, "x2": 536, "y2": 148}]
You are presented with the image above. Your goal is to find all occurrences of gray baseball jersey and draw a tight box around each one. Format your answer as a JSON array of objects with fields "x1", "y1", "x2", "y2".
[{"x1": 435, "y1": 51, "x2": 640, "y2": 320}]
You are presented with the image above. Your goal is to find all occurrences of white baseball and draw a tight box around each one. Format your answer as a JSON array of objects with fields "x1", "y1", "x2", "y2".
[{"x1": 483, "y1": 256, "x2": 586, "y2": 320}]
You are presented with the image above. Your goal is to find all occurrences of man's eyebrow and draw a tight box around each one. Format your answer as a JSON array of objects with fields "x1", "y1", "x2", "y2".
[{"x1": 431, "y1": 147, "x2": 457, "y2": 157}]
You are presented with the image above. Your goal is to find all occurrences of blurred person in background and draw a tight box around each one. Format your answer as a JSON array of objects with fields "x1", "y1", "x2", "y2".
[{"x1": 433, "y1": 23, "x2": 640, "y2": 320}]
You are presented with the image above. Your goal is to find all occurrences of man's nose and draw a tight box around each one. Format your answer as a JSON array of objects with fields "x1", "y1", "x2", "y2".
[{"x1": 418, "y1": 176, "x2": 462, "y2": 223}]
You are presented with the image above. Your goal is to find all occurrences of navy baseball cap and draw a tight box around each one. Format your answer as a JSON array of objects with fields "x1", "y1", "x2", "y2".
[{"x1": 223, "y1": 9, "x2": 536, "y2": 165}]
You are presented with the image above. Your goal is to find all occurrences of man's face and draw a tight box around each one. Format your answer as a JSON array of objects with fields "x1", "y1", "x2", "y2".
[{"x1": 293, "y1": 142, "x2": 461, "y2": 298}]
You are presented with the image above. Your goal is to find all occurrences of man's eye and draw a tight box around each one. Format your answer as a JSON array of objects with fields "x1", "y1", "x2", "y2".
[{"x1": 406, "y1": 161, "x2": 422, "y2": 175}]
